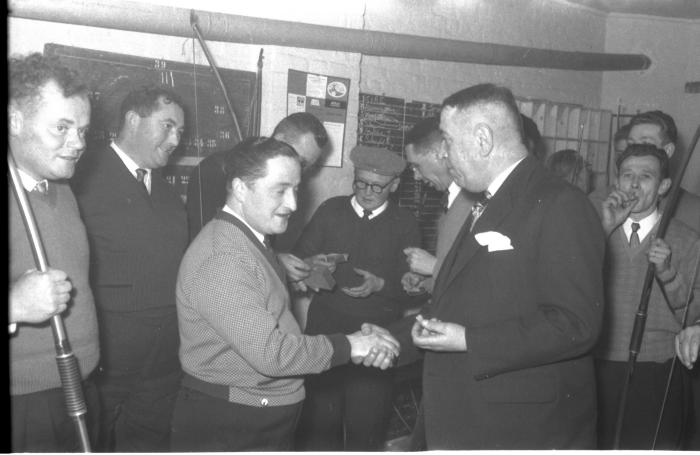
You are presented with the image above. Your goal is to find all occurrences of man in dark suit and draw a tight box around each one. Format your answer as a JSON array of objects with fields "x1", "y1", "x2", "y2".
[
  {"x1": 71, "y1": 85, "x2": 189, "y2": 451},
  {"x1": 368, "y1": 83, "x2": 605, "y2": 449}
]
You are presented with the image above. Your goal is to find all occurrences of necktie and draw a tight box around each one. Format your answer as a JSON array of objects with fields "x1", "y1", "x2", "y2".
[
  {"x1": 33, "y1": 180, "x2": 49, "y2": 194},
  {"x1": 362, "y1": 209, "x2": 372, "y2": 220},
  {"x1": 629, "y1": 222, "x2": 641, "y2": 248},
  {"x1": 469, "y1": 191, "x2": 491, "y2": 232},
  {"x1": 135, "y1": 168, "x2": 148, "y2": 193},
  {"x1": 440, "y1": 191, "x2": 450, "y2": 213}
]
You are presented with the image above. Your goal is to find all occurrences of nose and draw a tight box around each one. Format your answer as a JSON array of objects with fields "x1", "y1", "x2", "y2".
[
  {"x1": 630, "y1": 176, "x2": 640, "y2": 188},
  {"x1": 168, "y1": 128, "x2": 182, "y2": 147},
  {"x1": 66, "y1": 128, "x2": 86, "y2": 151},
  {"x1": 284, "y1": 188, "x2": 297, "y2": 212}
]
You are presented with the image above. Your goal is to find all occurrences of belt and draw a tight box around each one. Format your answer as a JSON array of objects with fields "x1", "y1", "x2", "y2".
[{"x1": 182, "y1": 373, "x2": 230, "y2": 401}]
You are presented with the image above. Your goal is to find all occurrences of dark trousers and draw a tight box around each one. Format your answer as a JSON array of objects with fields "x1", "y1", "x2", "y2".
[
  {"x1": 596, "y1": 358, "x2": 687, "y2": 450},
  {"x1": 170, "y1": 385, "x2": 302, "y2": 451},
  {"x1": 95, "y1": 369, "x2": 181, "y2": 452},
  {"x1": 295, "y1": 363, "x2": 394, "y2": 451},
  {"x1": 684, "y1": 366, "x2": 700, "y2": 449},
  {"x1": 11, "y1": 379, "x2": 100, "y2": 452}
]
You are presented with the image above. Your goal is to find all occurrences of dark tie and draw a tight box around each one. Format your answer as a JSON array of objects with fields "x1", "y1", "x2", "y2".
[
  {"x1": 135, "y1": 168, "x2": 148, "y2": 193},
  {"x1": 362, "y1": 209, "x2": 372, "y2": 220},
  {"x1": 629, "y1": 222, "x2": 641, "y2": 248},
  {"x1": 33, "y1": 180, "x2": 49, "y2": 194},
  {"x1": 469, "y1": 191, "x2": 491, "y2": 232},
  {"x1": 263, "y1": 236, "x2": 272, "y2": 250}
]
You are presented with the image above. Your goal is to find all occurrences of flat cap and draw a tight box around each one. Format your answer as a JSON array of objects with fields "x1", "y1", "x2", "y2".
[{"x1": 350, "y1": 145, "x2": 406, "y2": 176}]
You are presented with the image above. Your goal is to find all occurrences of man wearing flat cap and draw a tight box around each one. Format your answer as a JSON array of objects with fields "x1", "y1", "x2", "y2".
[{"x1": 293, "y1": 145, "x2": 422, "y2": 450}]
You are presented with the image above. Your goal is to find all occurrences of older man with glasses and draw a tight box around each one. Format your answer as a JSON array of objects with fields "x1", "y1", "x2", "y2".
[{"x1": 292, "y1": 145, "x2": 422, "y2": 451}]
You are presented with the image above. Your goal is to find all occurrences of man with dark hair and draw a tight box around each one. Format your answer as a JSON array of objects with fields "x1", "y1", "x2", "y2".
[
  {"x1": 71, "y1": 84, "x2": 188, "y2": 451},
  {"x1": 546, "y1": 148, "x2": 593, "y2": 194},
  {"x1": 186, "y1": 112, "x2": 329, "y2": 239},
  {"x1": 595, "y1": 143, "x2": 700, "y2": 449},
  {"x1": 367, "y1": 83, "x2": 605, "y2": 449},
  {"x1": 521, "y1": 113, "x2": 546, "y2": 161},
  {"x1": 624, "y1": 110, "x2": 700, "y2": 229},
  {"x1": 402, "y1": 117, "x2": 477, "y2": 294},
  {"x1": 9, "y1": 52, "x2": 99, "y2": 451},
  {"x1": 170, "y1": 138, "x2": 398, "y2": 451}
]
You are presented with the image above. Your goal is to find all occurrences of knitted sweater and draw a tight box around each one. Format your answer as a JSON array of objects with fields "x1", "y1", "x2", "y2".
[
  {"x1": 176, "y1": 211, "x2": 350, "y2": 407},
  {"x1": 293, "y1": 195, "x2": 421, "y2": 332},
  {"x1": 596, "y1": 218, "x2": 700, "y2": 363},
  {"x1": 9, "y1": 181, "x2": 99, "y2": 395}
]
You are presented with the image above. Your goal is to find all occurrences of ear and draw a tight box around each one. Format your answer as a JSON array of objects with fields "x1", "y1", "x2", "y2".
[
  {"x1": 657, "y1": 177, "x2": 672, "y2": 197},
  {"x1": 662, "y1": 142, "x2": 675, "y2": 158},
  {"x1": 125, "y1": 110, "x2": 140, "y2": 129},
  {"x1": 231, "y1": 177, "x2": 249, "y2": 202},
  {"x1": 8, "y1": 104, "x2": 24, "y2": 136},
  {"x1": 389, "y1": 177, "x2": 400, "y2": 193},
  {"x1": 474, "y1": 123, "x2": 493, "y2": 156}
]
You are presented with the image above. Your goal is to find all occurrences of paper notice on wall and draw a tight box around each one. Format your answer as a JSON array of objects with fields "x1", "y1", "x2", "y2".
[
  {"x1": 322, "y1": 122, "x2": 345, "y2": 167},
  {"x1": 287, "y1": 69, "x2": 350, "y2": 168}
]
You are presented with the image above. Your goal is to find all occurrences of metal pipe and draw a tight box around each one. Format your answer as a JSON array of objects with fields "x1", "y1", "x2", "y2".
[
  {"x1": 8, "y1": 153, "x2": 92, "y2": 452},
  {"x1": 9, "y1": 0, "x2": 651, "y2": 71}
]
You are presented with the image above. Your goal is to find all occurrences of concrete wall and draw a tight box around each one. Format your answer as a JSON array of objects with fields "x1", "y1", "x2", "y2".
[{"x1": 602, "y1": 14, "x2": 700, "y2": 194}]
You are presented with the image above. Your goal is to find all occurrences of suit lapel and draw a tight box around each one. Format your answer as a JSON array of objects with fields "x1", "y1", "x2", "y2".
[
  {"x1": 432, "y1": 156, "x2": 537, "y2": 307},
  {"x1": 105, "y1": 146, "x2": 152, "y2": 203}
]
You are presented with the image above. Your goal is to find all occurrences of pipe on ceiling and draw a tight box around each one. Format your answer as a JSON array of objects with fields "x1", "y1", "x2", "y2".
[{"x1": 9, "y1": 0, "x2": 651, "y2": 72}]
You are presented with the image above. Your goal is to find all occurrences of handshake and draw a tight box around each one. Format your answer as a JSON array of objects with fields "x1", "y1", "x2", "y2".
[{"x1": 346, "y1": 323, "x2": 400, "y2": 370}]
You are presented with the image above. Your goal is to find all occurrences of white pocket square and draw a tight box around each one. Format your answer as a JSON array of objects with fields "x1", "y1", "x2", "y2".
[{"x1": 474, "y1": 231, "x2": 514, "y2": 252}]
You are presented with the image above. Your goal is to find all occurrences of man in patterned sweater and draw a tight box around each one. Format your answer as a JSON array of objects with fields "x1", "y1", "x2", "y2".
[
  {"x1": 171, "y1": 137, "x2": 399, "y2": 451},
  {"x1": 595, "y1": 143, "x2": 700, "y2": 449},
  {"x1": 293, "y1": 145, "x2": 422, "y2": 450}
]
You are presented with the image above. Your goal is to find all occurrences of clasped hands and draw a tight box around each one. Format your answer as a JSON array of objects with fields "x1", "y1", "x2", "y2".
[
  {"x1": 358, "y1": 315, "x2": 468, "y2": 368},
  {"x1": 347, "y1": 323, "x2": 400, "y2": 370}
]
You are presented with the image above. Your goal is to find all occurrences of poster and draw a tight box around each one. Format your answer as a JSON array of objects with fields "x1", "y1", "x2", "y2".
[{"x1": 287, "y1": 69, "x2": 350, "y2": 167}]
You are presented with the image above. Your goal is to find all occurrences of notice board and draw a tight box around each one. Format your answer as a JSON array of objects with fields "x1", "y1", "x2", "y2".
[
  {"x1": 287, "y1": 69, "x2": 350, "y2": 167},
  {"x1": 44, "y1": 43, "x2": 257, "y2": 201}
]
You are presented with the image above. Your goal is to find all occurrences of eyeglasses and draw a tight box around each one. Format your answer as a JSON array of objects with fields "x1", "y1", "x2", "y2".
[{"x1": 353, "y1": 178, "x2": 394, "y2": 194}]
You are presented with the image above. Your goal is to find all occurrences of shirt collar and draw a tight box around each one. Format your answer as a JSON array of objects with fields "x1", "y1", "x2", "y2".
[
  {"x1": 623, "y1": 208, "x2": 660, "y2": 242},
  {"x1": 446, "y1": 181, "x2": 461, "y2": 209},
  {"x1": 487, "y1": 157, "x2": 525, "y2": 198},
  {"x1": 111, "y1": 142, "x2": 150, "y2": 179},
  {"x1": 223, "y1": 204, "x2": 266, "y2": 246},
  {"x1": 16, "y1": 167, "x2": 46, "y2": 192},
  {"x1": 350, "y1": 196, "x2": 388, "y2": 220}
]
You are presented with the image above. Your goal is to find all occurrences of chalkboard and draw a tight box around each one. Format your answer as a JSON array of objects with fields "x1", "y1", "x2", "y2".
[
  {"x1": 357, "y1": 93, "x2": 443, "y2": 253},
  {"x1": 44, "y1": 43, "x2": 257, "y2": 200}
]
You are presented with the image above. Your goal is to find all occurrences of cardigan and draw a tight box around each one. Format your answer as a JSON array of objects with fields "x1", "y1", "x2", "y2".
[
  {"x1": 10, "y1": 181, "x2": 99, "y2": 395},
  {"x1": 596, "y1": 217, "x2": 700, "y2": 362},
  {"x1": 176, "y1": 211, "x2": 350, "y2": 407}
]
